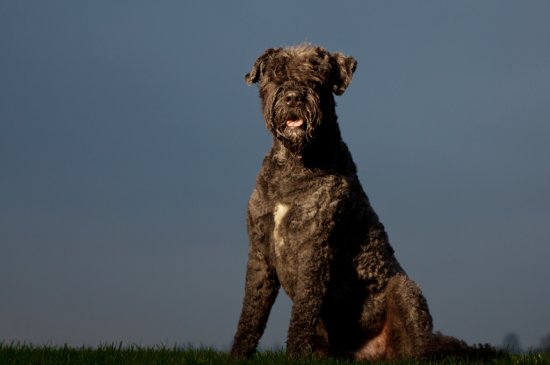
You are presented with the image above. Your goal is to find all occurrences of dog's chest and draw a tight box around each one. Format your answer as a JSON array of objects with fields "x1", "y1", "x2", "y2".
[
  {"x1": 268, "y1": 187, "x2": 333, "y2": 261},
  {"x1": 270, "y1": 200, "x2": 312, "y2": 294},
  {"x1": 266, "y1": 175, "x2": 341, "y2": 251},
  {"x1": 272, "y1": 202, "x2": 290, "y2": 256}
]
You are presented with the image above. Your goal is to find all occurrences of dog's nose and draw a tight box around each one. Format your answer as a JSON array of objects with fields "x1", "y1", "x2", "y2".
[{"x1": 284, "y1": 91, "x2": 300, "y2": 107}]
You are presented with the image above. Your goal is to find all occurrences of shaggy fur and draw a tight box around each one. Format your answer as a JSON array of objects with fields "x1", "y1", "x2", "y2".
[{"x1": 231, "y1": 44, "x2": 497, "y2": 360}]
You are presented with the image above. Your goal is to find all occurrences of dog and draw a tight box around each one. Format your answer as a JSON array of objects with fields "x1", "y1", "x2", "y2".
[{"x1": 231, "y1": 44, "x2": 496, "y2": 360}]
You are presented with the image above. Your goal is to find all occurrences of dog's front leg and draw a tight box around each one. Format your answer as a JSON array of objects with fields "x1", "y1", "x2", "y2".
[
  {"x1": 286, "y1": 244, "x2": 330, "y2": 357},
  {"x1": 231, "y1": 247, "x2": 280, "y2": 358}
]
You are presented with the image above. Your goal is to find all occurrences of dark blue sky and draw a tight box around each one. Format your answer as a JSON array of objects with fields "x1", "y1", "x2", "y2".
[{"x1": 1, "y1": 1, "x2": 549, "y2": 350}]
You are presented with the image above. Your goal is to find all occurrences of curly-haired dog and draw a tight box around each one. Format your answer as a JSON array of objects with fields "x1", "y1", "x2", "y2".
[{"x1": 231, "y1": 44, "x2": 495, "y2": 360}]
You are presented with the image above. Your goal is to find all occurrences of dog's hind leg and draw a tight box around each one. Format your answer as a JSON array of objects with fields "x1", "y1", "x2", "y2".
[{"x1": 355, "y1": 275, "x2": 434, "y2": 360}]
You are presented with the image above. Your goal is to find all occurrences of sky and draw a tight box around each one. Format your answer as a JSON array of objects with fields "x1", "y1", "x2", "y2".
[{"x1": 1, "y1": 0, "x2": 549, "y2": 351}]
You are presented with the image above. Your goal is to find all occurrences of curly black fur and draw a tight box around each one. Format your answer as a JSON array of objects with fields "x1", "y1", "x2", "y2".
[{"x1": 231, "y1": 44, "x2": 500, "y2": 361}]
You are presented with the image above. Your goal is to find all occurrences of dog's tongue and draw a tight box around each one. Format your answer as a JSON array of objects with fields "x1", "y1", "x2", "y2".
[{"x1": 286, "y1": 119, "x2": 304, "y2": 127}]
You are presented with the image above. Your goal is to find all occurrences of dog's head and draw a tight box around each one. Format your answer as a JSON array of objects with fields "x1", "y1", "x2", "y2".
[{"x1": 246, "y1": 44, "x2": 357, "y2": 155}]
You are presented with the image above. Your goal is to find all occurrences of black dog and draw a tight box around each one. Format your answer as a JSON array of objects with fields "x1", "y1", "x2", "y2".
[{"x1": 231, "y1": 44, "x2": 494, "y2": 360}]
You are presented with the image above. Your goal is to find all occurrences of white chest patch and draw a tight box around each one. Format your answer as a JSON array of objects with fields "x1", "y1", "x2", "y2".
[{"x1": 273, "y1": 203, "x2": 290, "y2": 255}]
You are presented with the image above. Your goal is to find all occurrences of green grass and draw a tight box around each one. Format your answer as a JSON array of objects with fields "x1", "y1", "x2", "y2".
[{"x1": 1, "y1": 343, "x2": 549, "y2": 365}]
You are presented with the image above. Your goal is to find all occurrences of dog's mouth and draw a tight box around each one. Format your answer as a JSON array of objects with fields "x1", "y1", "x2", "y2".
[
  {"x1": 284, "y1": 111, "x2": 305, "y2": 129},
  {"x1": 286, "y1": 119, "x2": 304, "y2": 128}
]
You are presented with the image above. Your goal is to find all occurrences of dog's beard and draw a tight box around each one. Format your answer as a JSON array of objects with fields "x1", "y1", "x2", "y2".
[{"x1": 280, "y1": 121, "x2": 307, "y2": 154}]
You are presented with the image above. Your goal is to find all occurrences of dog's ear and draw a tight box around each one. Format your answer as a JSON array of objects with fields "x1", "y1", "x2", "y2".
[
  {"x1": 245, "y1": 48, "x2": 280, "y2": 85},
  {"x1": 331, "y1": 52, "x2": 357, "y2": 95}
]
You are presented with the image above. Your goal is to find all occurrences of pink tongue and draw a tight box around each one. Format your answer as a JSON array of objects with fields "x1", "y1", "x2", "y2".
[{"x1": 286, "y1": 119, "x2": 304, "y2": 127}]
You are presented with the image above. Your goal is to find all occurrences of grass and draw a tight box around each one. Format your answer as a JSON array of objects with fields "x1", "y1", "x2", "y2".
[{"x1": 1, "y1": 343, "x2": 549, "y2": 365}]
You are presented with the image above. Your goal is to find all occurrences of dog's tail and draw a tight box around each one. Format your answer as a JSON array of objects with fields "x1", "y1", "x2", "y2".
[{"x1": 421, "y1": 332, "x2": 505, "y2": 360}]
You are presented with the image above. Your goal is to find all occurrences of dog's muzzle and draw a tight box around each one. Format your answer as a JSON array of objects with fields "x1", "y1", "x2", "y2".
[{"x1": 282, "y1": 90, "x2": 306, "y2": 128}]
